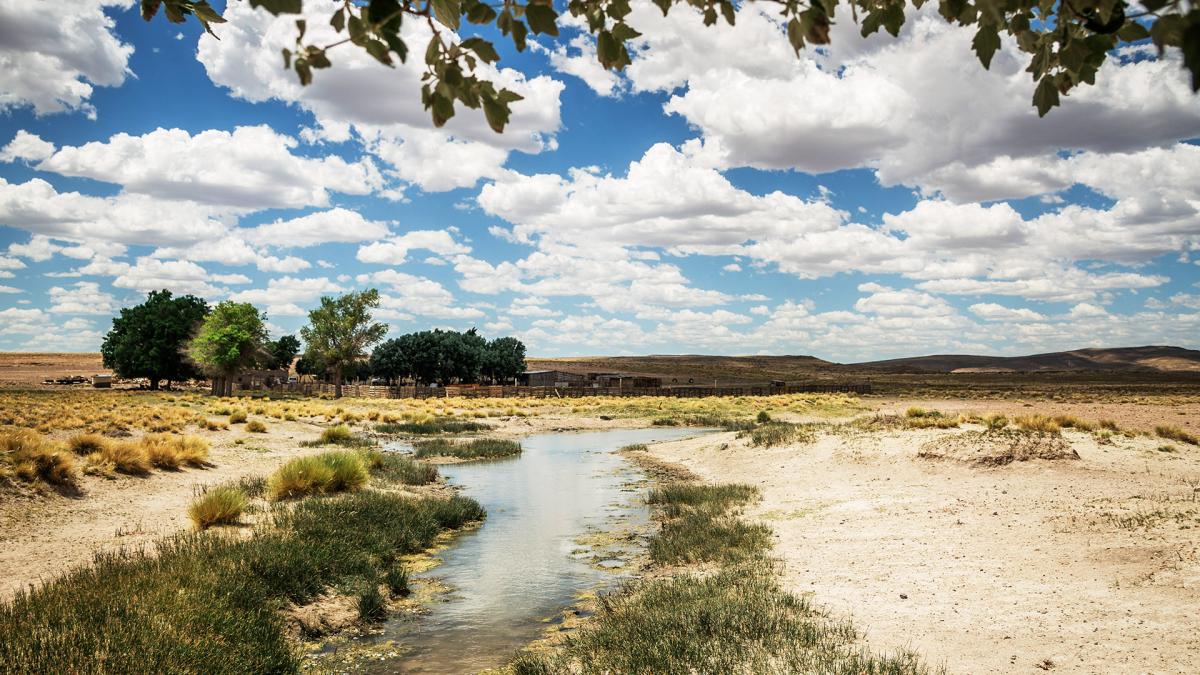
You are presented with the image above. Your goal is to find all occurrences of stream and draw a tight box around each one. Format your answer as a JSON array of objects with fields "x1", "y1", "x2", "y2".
[{"x1": 367, "y1": 426, "x2": 705, "y2": 674}]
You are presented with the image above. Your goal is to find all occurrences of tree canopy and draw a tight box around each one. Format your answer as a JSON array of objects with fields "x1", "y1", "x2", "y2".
[
  {"x1": 146, "y1": 0, "x2": 1197, "y2": 123},
  {"x1": 188, "y1": 301, "x2": 270, "y2": 396},
  {"x1": 100, "y1": 289, "x2": 209, "y2": 390},
  {"x1": 264, "y1": 334, "x2": 302, "y2": 370},
  {"x1": 370, "y1": 328, "x2": 527, "y2": 385},
  {"x1": 300, "y1": 288, "x2": 388, "y2": 397}
]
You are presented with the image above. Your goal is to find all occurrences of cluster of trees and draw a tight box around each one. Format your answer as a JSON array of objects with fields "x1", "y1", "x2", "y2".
[
  {"x1": 100, "y1": 288, "x2": 526, "y2": 397},
  {"x1": 102, "y1": 290, "x2": 302, "y2": 394},
  {"x1": 369, "y1": 329, "x2": 526, "y2": 385}
]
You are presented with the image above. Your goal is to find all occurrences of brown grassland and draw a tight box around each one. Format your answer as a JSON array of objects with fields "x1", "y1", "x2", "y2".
[{"x1": 1, "y1": 354, "x2": 1198, "y2": 673}]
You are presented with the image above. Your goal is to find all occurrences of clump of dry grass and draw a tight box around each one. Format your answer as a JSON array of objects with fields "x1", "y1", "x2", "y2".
[
  {"x1": 1051, "y1": 415, "x2": 1096, "y2": 432},
  {"x1": 95, "y1": 441, "x2": 152, "y2": 476},
  {"x1": 267, "y1": 451, "x2": 369, "y2": 501},
  {"x1": 1013, "y1": 414, "x2": 1061, "y2": 434},
  {"x1": 228, "y1": 410, "x2": 248, "y2": 424},
  {"x1": 203, "y1": 418, "x2": 229, "y2": 431},
  {"x1": 245, "y1": 420, "x2": 267, "y2": 433},
  {"x1": 1156, "y1": 425, "x2": 1198, "y2": 446},
  {"x1": 66, "y1": 433, "x2": 108, "y2": 456},
  {"x1": 188, "y1": 485, "x2": 248, "y2": 530},
  {"x1": 141, "y1": 434, "x2": 210, "y2": 470},
  {"x1": 0, "y1": 430, "x2": 77, "y2": 488}
]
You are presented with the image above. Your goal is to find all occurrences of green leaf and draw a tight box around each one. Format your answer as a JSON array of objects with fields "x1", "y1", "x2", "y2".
[
  {"x1": 482, "y1": 95, "x2": 510, "y2": 133},
  {"x1": 1116, "y1": 21, "x2": 1150, "y2": 42},
  {"x1": 1033, "y1": 75, "x2": 1059, "y2": 116},
  {"x1": 597, "y1": 30, "x2": 619, "y2": 69},
  {"x1": 882, "y1": 4, "x2": 905, "y2": 37},
  {"x1": 432, "y1": 0, "x2": 461, "y2": 30},
  {"x1": 720, "y1": 0, "x2": 736, "y2": 26},
  {"x1": 511, "y1": 20, "x2": 528, "y2": 51},
  {"x1": 190, "y1": 1, "x2": 225, "y2": 24},
  {"x1": 141, "y1": 0, "x2": 162, "y2": 21},
  {"x1": 330, "y1": 8, "x2": 346, "y2": 32},
  {"x1": 1184, "y1": 15, "x2": 1200, "y2": 92},
  {"x1": 611, "y1": 22, "x2": 641, "y2": 43},
  {"x1": 461, "y1": 37, "x2": 500, "y2": 63},
  {"x1": 249, "y1": 0, "x2": 302, "y2": 15},
  {"x1": 788, "y1": 18, "x2": 805, "y2": 53},
  {"x1": 430, "y1": 93, "x2": 456, "y2": 126},
  {"x1": 365, "y1": 39, "x2": 394, "y2": 66},
  {"x1": 972, "y1": 24, "x2": 1001, "y2": 69},
  {"x1": 525, "y1": 4, "x2": 559, "y2": 36}
]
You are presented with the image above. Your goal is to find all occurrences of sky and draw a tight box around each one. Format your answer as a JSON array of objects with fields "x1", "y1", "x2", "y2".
[{"x1": 0, "y1": 0, "x2": 1198, "y2": 362}]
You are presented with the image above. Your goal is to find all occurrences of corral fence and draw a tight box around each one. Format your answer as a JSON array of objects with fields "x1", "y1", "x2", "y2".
[{"x1": 269, "y1": 382, "x2": 872, "y2": 399}]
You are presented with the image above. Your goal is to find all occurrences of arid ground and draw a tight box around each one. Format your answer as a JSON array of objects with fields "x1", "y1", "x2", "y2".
[{"x1": 2, "y1": 375, "x2": 1198, "y2": 673}]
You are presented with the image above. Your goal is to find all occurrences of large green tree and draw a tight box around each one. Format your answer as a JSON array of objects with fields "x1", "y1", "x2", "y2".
[
  {"x1": 369, "y1": 337, "x2": 412, "y2": 384},
  {"x1": 147, "y1": 0, "x2": 1197, "y2": 122},
  {"x1": 264, "y1": 334, "x2": 302, "y2": 370},
  {"x1": 188, "y1": 301, "x2": 270, "y2": 396},
  {"x1": 483, "y1": 336, "x2": 527, "y2": 383},
  {"x1": 300, "y1": 289, "x2": 388, "y2": 397},
  {"x1": 100, "y1": 290, "x2": 210, "y2": 390}
]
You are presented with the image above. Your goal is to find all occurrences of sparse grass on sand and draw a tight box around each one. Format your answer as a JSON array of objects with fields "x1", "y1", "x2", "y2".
[
  {"x1": 1156, "y1": 425, "x2": 1198, "y2": 446},
  {"x1": 357, "y1": 448, "x2": 439, "y2": 485},
  {"x1": 512, "y1": 480, "x2": 931, "y2": 674},
  {"x1": 740, "y1": 421, "x2": 818, "y2": 448},
  {"x1": 412, "y1": 438, "x2": 522, "y2": 460},
  {"x1": 918, "y1": 429, "x2": 1079, "y2": 466},
  {"x1": 0, "y1": 490, "x2": 485, "y2": 672},
  {"x1": 301, "y1": 424, "x2": 375, "y2": 448}
]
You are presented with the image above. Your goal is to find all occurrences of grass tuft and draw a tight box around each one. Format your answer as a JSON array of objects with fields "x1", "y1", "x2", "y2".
[
  {"x1": 266, "y1": 451, "x2": 369, "y2": 500},
  {"x1": 188, "y1": 486, "x2": 249, "y2": 530},
  {"x1": 741, "y1": 422, "x2": 816, "y2": 448},
  {"x1": 412, "y1": 438, "x2": 522, "y2": 460},
  {"x1": 245, "y1": 420, "x2": 267, "y2": 433},
  {"x1": 1156, "y1": 425, "x2": 1198, "y2": 446},
  {"x1": 374, "y1": 418, "x2": 490, "y2": 435}
]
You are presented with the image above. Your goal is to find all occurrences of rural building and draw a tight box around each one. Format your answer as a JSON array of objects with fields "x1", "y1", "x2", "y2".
[
  {"x1": 588, "y1": 373, "x2": 662, "y2": 388},
  {"x1": 518, "y1": 370, "x2": 585, "y2": 387},
  {"x1": 235, "y1": 369, "x2": 289, "y2": 390}
]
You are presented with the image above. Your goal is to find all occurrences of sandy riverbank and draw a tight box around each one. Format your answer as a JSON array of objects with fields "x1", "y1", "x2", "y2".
[{"x1": 647, "y1": 405, "x2": 1200, "y2": 674}]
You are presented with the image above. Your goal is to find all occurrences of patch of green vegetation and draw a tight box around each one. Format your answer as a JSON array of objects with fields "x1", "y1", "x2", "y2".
[
  {"x1": 357, "y1": 448, "x2": 439, "y2": 485},
  {"x1": 512, "y1": 481, "x2": 931, "y2": 674},
  {"x1": 188, "y1": 485, "x2": 248, "y2": 530},
  {"x1": 412, "y1": 438, "x2": 522, "y2": 460},
  {"x1": 0, "y1": 491, "x2": 484, "y2": 672},
  {"x1": 266, "y1": 451, "x2": 369, "y2": 500},
  {"x1": 374, "y1": 418, "x2": 490, "y2": 435}
]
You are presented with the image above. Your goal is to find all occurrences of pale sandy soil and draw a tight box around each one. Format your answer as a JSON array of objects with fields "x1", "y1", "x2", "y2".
[
  {"x1": 648, "y1": 410, "x2": 1200, "y2": 674},
  {"x1": 872, "y1": 397, "x2": 1200, "y2": 437},
  {"x1": 0, "y1": 413, "x2": 636, "y2": 601}
]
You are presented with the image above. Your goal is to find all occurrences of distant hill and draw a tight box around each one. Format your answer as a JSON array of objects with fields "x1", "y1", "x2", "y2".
[
  {"x1": 526, "y1": 354, "x2": 837, "y2": 385},
  {"x1": 849, "y1": 346, "x2": 1200, "y2": 373}
]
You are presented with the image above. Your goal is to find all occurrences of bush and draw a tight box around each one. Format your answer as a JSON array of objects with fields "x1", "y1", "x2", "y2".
[
  {"x1": 384, "y1": 565, "x2": 410, "y2": 596},
  {"x1": 188, "y1": 486, "x2": 249, "y2": 529},
  {"x1": 245, "y1": 420, "x2": 267, "y2": 433},
  {"x1": 1014, "y1": 414, "x2": 1061, "y2": 434},
  {"x1": 756, "y1": 411, "x2": 772, "y2": 423},
  {"x1": 203, "y1": 418, "x2": 229, "y2": 431},
  {"x1": 412, "y1": 438, "x2": 522, "y2": 460},
  {"x1": 228, "y1": 410, "x2": 248, "y2": 424}
]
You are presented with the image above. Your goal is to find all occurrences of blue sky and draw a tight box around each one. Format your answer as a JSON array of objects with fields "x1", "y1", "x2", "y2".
[{"x1": 0, "y1": 0, "x2": 1198, "y2": 362}]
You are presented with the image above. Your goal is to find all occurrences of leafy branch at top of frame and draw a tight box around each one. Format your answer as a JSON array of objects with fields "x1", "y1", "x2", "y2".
[{"x1": 143, "y1": 0, "x2": 1200, "y2": 130}]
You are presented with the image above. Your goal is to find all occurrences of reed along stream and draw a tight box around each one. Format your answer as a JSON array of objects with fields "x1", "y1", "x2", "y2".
[{"x1": 367, "y1": 427, "x2": 706, "y2": 674}]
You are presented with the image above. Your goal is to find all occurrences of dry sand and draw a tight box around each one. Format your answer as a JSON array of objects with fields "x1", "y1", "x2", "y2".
[{"x1": 648, "y1": 412, "x2": 1200, "y2": 674}]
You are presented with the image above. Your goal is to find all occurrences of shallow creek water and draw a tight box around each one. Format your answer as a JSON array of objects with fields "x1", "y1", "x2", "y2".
[{"x1": 366, "y1": 427, "x2": 706, "y2": 674}]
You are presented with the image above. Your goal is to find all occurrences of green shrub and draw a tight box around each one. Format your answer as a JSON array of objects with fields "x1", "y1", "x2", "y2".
[
  {"x1": 357, "y1": 586, "x2": 387, "y2": 622},
  {"x1": 374, "y1": 418, "x2": 490, "y2": 435},
  {"x1": 358, "y1": 449, "x2": 439, "y2": 485},
  {"x1": 413, "y1": 438, "x2": 522, "y2": 460},
  {"x1": 384, "y1": 565, "x2": 410, "y2": 596},
  {"x1": 756, "y1": 411, "x2": 772, "y2": 424}
]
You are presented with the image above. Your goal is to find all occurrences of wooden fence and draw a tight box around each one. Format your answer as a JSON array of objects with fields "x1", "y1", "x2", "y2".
[{"x1": 269, "y1": 382, "x2": 872, "y2": 399}]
